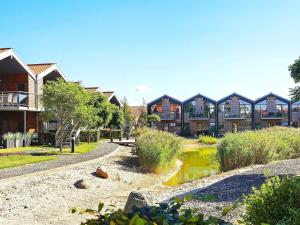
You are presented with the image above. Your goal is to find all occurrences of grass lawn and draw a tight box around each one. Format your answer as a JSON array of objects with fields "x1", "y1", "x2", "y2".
[
  {"x1": 0, "y1": 146, "x2": 56, "y2": 154},
  {"x1": 35, "y1": 142, "x2": 101, "y2": 155},
  {"x1": 0, "y1": 155, "x2": 58, "y2": 170}
]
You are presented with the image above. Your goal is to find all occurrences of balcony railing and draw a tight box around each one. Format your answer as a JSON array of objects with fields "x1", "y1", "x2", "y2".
[
  {"x1": 261, "y1": 111, "x2": 287, "y2": 119},
  {"x1": 155, "y1": 112, "x2": 178, "y2": 120},
  {"x1": 0, "y1": 91, "x2": 34, "y2": 108},
  {"x1": 188, "y1": 112, "x2": 210, "y2": 120},
  {"x1": 224, "y1": 112, "x2": 248, "y2": 119}
]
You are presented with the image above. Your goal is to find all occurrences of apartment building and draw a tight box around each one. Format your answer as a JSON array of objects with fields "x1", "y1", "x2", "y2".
[
  {"x1": 183, "y1": 93, "x2": 216, "y2": 136},
  {"x1": 147, "y1": 95, "x2": 182, "y2": 134},
  {"x1": 148, "y1": 92, "x2": 295, "y2": 136},
  {"x1": 0, "y1": 48, "x2": 67, "y2": 135}
]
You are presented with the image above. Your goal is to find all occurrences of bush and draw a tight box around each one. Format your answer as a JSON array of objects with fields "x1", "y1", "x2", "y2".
[
  {"x1": 244, "y1": 176, "x2": 300, "y2": 225},
  {"x1": 100, "y1": 129, "x2": 122, "y2": 139},
  {"x1": 199, "y1": 135, "x2": 218, "y2": 145},
  {"x1": 135, "y1": 129, "x2": 182, "y2": 172},
  {"x1": 76, "y1": 195, "x2": 224, "y2": 225},
  {"x1": 39, "y1": 131, "x2": 56, "y2": 145},
  {"x1": 80, "y1": 130, "x2": 100, "y2": 142},
  {"x1": 217, "y1": 127, "x2": 300, "y2": 171},
  {"x1": 2, "y1": 132, "x2": 37, "y2": 148}
]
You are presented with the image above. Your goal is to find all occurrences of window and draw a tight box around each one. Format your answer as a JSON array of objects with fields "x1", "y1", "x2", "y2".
[{"x1": 218, "y1": 122, "x2": 224, "y2": 134}]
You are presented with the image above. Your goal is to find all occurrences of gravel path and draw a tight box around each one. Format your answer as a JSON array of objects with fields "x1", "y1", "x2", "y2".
[
  {"x1": 0, "y1": 141, "x2": 118, "y2": 180},
  {"x1": 156, "y1": 159, "x2": 300, "y2": 223},
  {"x1": 0, "y1": 146, "x2": 164, "y2": 225}
]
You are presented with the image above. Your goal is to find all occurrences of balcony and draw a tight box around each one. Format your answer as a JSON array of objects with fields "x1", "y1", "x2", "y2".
[
  {"x1": 155, "y1": 112, "x2": 178, "y2": 120},
  {"x1": 188, "y1": 112, "x2": 210, "y2": 120},
  {"x1": 224, "y1": 112, "x2": 248, "y2": 119},
  {"x1": 261, "y1": 111, "x2": 287, "y2": 119},
  {"x1": 0, "y1": 91, "x2": 35, "y2": 109}
]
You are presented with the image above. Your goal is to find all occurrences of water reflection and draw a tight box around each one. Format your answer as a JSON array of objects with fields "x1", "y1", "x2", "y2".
[{"x1": 164, "y1": 147, "x2": 219, "y2": 186}]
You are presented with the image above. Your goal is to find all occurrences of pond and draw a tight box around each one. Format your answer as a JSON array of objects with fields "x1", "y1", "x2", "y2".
[{"x1": 164, "y1": 147, "x2": 220, "y2": 186}]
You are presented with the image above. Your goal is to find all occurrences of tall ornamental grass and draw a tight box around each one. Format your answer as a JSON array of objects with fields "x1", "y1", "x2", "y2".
[
  {"x1": 199, "y1": 135, "x2": 218, "y2": 145},
  {"x1": 218, "y1": 127, "x2": 300, "y2": 172},
  {"x1": 135, "y1": 129, "x2": 182, "y2": 173}
]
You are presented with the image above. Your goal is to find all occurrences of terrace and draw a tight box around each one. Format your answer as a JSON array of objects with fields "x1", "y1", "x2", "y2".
[{"x1": 0, "y1": 91, "x2": 36, "y2": 109}]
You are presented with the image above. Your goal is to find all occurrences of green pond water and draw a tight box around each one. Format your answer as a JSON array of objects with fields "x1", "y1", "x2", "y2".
[{"x1": 164, "y1": 147, "x2": 220, "y2": 186}]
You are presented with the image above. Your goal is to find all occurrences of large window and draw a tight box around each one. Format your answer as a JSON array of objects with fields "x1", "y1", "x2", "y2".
[
  {"x1": 255, "y1": 99, "x2": 288, "y2": 118},
  {"x1": 218, "y1": 98, "x2": 251, "y2": 118},
  {"x1": 292, "y1": 101, "x2": 300, "y2": 112},
  {"x1": 184, "y1": 98, "x2": 215, "y2": 118}
]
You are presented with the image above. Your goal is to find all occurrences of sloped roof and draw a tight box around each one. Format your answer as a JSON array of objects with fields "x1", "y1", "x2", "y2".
[
  {"x1": 217, "y1": 92, "x2": 254, "y2": 104},
  {"x1": 103, "y1": 91, "x2": 114, "y2": 98},
  {"x1": 255, "y1": 92, "x2": 290, "y2": 104},
  {"x1": 0, "y1": 48, "x2": 36, "y2": 79},
  {"x1": 85, "y1": 87, "x2": 100, "y2": 93},
  {"x1": 183, "y1": 93, "x2": 216, "y2": 105},
  {"x1": 147, "y1": 94, "x2": 182, "y2": 106},
  {"x1": 0, "y1": 48, "x2": 11, "y2": 53},
  {"x1": 28, "y1": 63, "x2": 55, "y2": 75},
  {"x1": 130, "y1": 106, "x2": 145, "y2": 120}
]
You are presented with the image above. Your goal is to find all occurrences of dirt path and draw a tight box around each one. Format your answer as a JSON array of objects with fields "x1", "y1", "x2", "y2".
[{"x1": 0, "y1": 146, "x2": 168, "y2": 225}]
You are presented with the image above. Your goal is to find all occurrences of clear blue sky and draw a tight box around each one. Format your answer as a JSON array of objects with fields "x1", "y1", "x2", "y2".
[{"x1": 1, "y1": 0, "x2": 300, "y2": 105}]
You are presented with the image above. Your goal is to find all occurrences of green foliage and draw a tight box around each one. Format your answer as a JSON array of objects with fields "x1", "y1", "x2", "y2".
[
  {"x1": 100, "y1": 129, "x2": 122, "y2": 139},
  {"x1": 108, "y1": 104, "x2": 125, "y2": 129},
  {"x1": 199, "y1": 136, "x2": 218, "y2": 145},
  {"x1": 76, "y1": 195, "x2": 226, "y2": 225},
  {"x1": 121, "y1": 97, "x2": 135, "y2": 136},
  {"x1": 79, "y1": 130, "x2": 100, "y2": 142},
  {"x1": 243, "y1": 176, "x2": 300, "y2": 225},
  {"x1": 217, "y1": 127, "x2": 300, "y2": 171},
  {"x1": 137, "y1": 98, "x2": 148, "y2": 128},
  {"x1": 90, "y1": 92, "x2": 113, "y2": 128},
  {"x1": 289, "y1": 56, "x2": 300, "y2": 101},
  {"x1": 147, "y1": 114, "x2": 160, "y2": 123},
  {"x1": 135, "y1": 129, "x2": 182, "y2": 172},
  {"x1": 42, "y1": 79, "x2": 98, "y2": 149}
]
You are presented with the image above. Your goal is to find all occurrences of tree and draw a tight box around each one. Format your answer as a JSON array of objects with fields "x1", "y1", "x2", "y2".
[
  {"x1": 121, "y1": 97, "x2": 135, "y2": 138},
  {"x1": 147, "y1": 114, "x2": 160, "y2": 127},
  {"x1": 90, "y1": 92, "x2": 113, "y2": 128},
  {"x1": 137, "y1": 98, "x2": 148, "y2": 128},
  {"x1": 42, "y1": 79, "x2": 97, "y2": 151},
  {"x1": 108, "y1": 104, "x2": 125, "y2": 129},
  {"x1": 289, "y1": 56, "x2": 300, "y2": 101}
]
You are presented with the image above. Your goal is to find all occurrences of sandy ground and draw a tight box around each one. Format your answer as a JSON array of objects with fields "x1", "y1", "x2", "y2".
[{"x1": 0, "y1": 146, "x2": 168, "y2": 225}]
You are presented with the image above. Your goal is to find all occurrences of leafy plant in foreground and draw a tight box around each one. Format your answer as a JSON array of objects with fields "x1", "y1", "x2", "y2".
[
  {"x1": 74, "y1": 195, "x2": 228, "y2": 225},
  {"x1": 243, "y1": 176, "x2": 300, "y2": 225}
]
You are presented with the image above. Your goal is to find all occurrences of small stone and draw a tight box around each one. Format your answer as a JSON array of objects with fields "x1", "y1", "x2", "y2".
[
  {"x1": 96, "y1": 167, "x2": 108, "y2": 179},
  {"x1": 73, "y1": 179, "x2": 89, "y2": 189},
  {"x1": 124, "y1": 191, "x2": 154, "y2": 214}
]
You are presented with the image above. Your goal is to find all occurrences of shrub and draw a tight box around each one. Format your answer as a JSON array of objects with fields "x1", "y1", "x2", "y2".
[
  {"x1": 2, "y1": 132, "x2": 37, "y2": 148},
  {"x1": 80, "y1": 130, "x2": 100, "y2": 142},
  {"x1": 76, "y1": 195, "x2": 225, "y2": 225},
  {"x1": 100, "y1": 128, "x2": 122, "y2": 139},
  {"x1": 199, "y1": 135, "x2": 218, "y2": 145},
  {"x1": 244, "y1": 176, "x2": 300, "y2": 225},
  {"x1": 217, "y1": 127, "x2": 300, "y2": 171},
  {"x1": 135, "y1": 129, "x2": 182, "y2": 172}
]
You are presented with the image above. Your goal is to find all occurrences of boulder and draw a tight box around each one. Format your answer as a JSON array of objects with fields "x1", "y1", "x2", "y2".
[
  {"x1": 96, "y1": 167, "x2": 108, "y2": 179},
  {"x1": 74, "y1": 179, "x2": 90, "y2": 189},
  {"x1": 124, "y1": 191, "x2": 154, "y2": 214}
]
